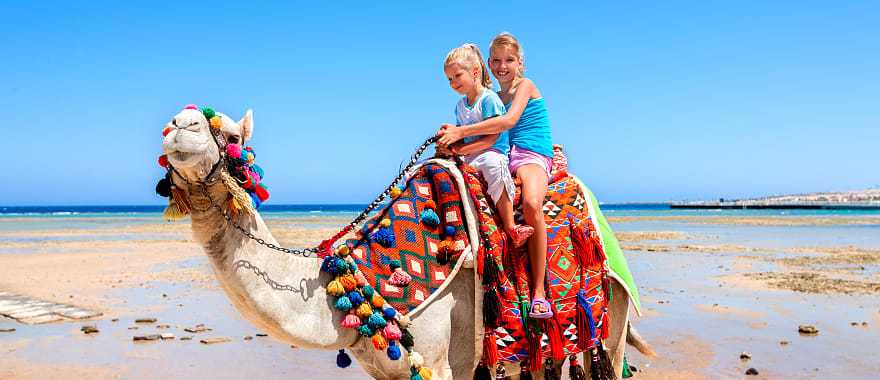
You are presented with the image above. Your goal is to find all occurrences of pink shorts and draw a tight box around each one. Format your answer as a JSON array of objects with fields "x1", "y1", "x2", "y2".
[{"x1": 509, "y1": 145, "x2": 552, "y2": 177}]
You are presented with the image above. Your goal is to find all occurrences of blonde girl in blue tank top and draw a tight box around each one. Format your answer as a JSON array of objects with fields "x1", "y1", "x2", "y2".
[{"x1": 437, "y1": 33, "x2": 554, "y2": 319}]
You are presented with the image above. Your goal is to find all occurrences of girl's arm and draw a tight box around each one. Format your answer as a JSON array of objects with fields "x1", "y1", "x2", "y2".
[
  {"x1": 437, "y1": 79, "x2": 536, "y2": 146},
  {"x1": 453, "y1": 134, "x2": 500, "y2": 155}
]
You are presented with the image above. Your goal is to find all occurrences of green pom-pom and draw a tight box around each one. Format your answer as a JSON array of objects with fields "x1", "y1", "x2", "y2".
[
  {"x1": 363, "y1": 285, "x2": 375, "y2": 299},
  {"x1": 201, "y1": 107, "x2": 216, "y2": 120}
]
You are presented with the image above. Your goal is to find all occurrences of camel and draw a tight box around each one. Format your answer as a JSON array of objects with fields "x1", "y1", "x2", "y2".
[{"x1": 160, "y1": 107, "x2": 651, "y2": 379}]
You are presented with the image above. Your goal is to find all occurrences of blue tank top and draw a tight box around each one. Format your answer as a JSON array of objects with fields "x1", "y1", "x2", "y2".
[{"x1": 507, "y1": 97, "x2": 553, "y2": 158}]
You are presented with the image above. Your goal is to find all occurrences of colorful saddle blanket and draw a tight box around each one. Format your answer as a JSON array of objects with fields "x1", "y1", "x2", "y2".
[{"x1": 344, "y1": 158, "x2": 637, "y2": 367}]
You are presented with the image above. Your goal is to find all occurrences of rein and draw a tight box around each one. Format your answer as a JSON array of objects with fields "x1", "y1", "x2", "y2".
[{"x1": 172, "y1": 134, "x2": 440, "y2": 258}]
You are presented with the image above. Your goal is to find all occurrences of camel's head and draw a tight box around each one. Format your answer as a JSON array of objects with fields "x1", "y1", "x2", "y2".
[{"x1": 161, "y1": 105, "x2": 253, "y2": 183}]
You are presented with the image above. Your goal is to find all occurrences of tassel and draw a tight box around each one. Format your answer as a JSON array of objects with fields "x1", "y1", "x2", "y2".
[
  {"x1": 569, "y1": 355, "x2": 587, "y2": 380},
  {"x1": 419, "y1": 366, "x2": 433, "y2": 380},
  {"x1": 544, "y1": 315, "x2": 566, "y2": 362},
  {"x1": 341, "y1": 313, "x2": 361, "y2": 328},
  {"x1": 336, "y1": 349, "x2": 352, "y2": 368},
  {"x1": 482, "y1": 289, "x2": 500, "y2": 328},
  {"x1": 482, "y1": 330, "x2": 499, "y2": 367},
  {"x1": 597, "y1": 345, "x2": 616, "y2": 380},
  {"x1": 371, "y1": 333, "x2": 388, "y2": 350},
  {"x1": 527, "y1": 330, "x2": 542, "y2": 373},
  {"x1": 420, "y1": 208, "x2": 440, "y2": 228},
  {"x1": 494, "y1": 363, "x2": 507, "y2": 379},
  {"x1": 474, "y1": 363, "x2": 492, "y2": 380},
  {"x1": 356, "y1": 303, "x2": 373, "y2": 319},
  {"x1": 544, "y1": 358, "x2": 559, "y2": 380},
  {"x1": 389, "y1": 268, "x2": 413, "y2": 286},
  {"x1": 410, "y1": 367, "x2": 423, "y2": 380},
  {"x1": 621, "y1": 355, "x2": 633, "y2": 378},
  {"x1": 576, "y1": 290, "x2": 598, "y2": 350},
  {"x1": 170, "y1": 187, "x2": 192, "y2": 214},
  {"x1": 387, "y1": 341, "x2": 402, "y2": 360},
  {"x1": 482, "y1": 256, "x2": 498, "y2": 286},
  {"x1": 367, "y1": 312, "x2": 387, "y2": 330},
  {"x1": 600, "y1": 308, "x2": 610, "y2": 341},
  {"x1": 520, "y1": 362, "x2": 533, "y2": 380},
  {"x1": 163, "y1": 200, "x2": 187, "y2": 221},
  {"x1": 383, "y1": 323, "x2": 402, "y2": 340},
  {"x1": 400, "y1": 329, "x2": 415, "y2": 351},
  {"x1": 570, "y1": 218, "x2": 595, "y2": 267}
]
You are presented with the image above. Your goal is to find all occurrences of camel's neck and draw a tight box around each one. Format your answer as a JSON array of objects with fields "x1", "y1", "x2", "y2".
[{"x1": 186, "y1": 180, "x2": 357, "y2": 349}]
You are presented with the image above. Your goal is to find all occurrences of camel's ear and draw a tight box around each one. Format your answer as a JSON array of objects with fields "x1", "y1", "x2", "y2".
[{"x1": 239, "y1": 109, "x2": 254, "y2": 142}]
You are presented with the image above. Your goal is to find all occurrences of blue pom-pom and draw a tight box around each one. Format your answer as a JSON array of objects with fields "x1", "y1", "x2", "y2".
[
  {"x1": 387, "y1": 341, "x2": 401, "y2": 360},
  {"x1": 337, "y1": 349, "x2": 352, "y2": 368},
  {"x1": 363, "y1": 285, "x2": 375, "y2": 299},
  {"x1": 357, "y1": 324, "x2": 374, "y2": 337},
  {"x1": 347, "y1": 291, "x2": 364, "y2": 306},
  {"x1": 250, "y1": 192, "x2": 262, "y2": 209},
  {"x1": 372, "y1": 227, "x2": 395, "y2": 248},
  {"x1": 383, "y1": 307, "x2": 397, "y2": 319},
  {"x1": 444, "y1": 225, "x2": 456, "y2": 237},
  {"x1": 367, "y1": 312, "x2": 387, "y2": 329},
  {"x1": 333, "y1": 258, "x2": 349, "y2": 275},
  {"x1": 320, "y1": 256, "x2": 337, "y2": 273},
  {"x1": 420, "y1": 209, "x2": 439, "y2": 228},
  {"x1": 334, "y1": 296, "x2": 352, "y2": 311}
]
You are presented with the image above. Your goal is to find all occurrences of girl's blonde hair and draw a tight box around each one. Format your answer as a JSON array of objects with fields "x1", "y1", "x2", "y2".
[
  {"x1": 444, "y1": 43, "x2": 493, "y2": 90},
  {"x1": 489, "y1": 32, "x2": 525, "y2": 77}
]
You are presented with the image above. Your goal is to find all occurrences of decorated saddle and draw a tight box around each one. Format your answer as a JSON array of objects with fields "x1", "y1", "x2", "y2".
[{"x1": 321, "y1": 150, "x2": 640, "y2": 377}]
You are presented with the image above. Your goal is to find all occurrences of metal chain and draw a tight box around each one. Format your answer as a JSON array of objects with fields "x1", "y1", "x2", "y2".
[
  {"x1": 176, "y1": 135, "x2": 439, "y2": 258},
  {"x1": 339, "y1": 135, "x2": 439, "y2": 234}
]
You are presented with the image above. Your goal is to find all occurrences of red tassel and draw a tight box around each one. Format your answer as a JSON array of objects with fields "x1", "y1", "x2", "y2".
[
  {"x1": 544, "y1": 317, "x2": 566, "y2": 362},
  {"x1": 528, "y1": 330, "x2": 542, "y2": 372},
  {"x1": 600, "y1": 309, "x2": 611, "y2": 341},
  {"x1": 570, "y1": 218, "x2": 596, "y2": 267},
  {"x1": 590, "y1": 231, "x2": 607, "y2": 267},
  {"x1": 482, "y1": 329, "x2": 499, "y2": 367},
  {"x1": 255, "y1": 183, "x2": 269, "y2": 202},
  {"x1": 575, "y1": 300, "x2": 590, "y2": 350}
]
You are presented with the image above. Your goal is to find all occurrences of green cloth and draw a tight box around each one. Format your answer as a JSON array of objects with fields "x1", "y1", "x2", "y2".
[{"x1": 584, "y1": 186, "x2": 642, "y2": 313}]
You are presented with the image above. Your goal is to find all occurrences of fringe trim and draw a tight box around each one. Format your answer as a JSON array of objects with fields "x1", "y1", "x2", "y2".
[{"x1": 220, "y1": 171, "x2": 256, "y2": 216}]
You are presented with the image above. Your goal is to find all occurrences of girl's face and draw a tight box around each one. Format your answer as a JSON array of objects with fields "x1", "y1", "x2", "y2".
[
  {"x1": 489, "y1": 45, "x2": 522, "y2": 84},
  {"x1": 445, "y1": 63, "x2": 479, "y2": 96}
]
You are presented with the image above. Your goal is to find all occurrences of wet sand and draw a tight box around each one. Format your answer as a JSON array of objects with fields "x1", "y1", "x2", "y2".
[{"x1": 2, "y1": 215, "x2": 880, "y2": 379}]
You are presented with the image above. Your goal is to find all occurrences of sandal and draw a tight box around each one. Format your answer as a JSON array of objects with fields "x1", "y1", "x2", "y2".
[
  {"x1": 508, "y1": 224, "x2": 534, "y2": 248},
  {"x1": 529, "y1": 298, "x2": 554, "y2": 319}
]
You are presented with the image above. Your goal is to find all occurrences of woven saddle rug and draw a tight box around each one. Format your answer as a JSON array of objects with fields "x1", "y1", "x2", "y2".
[{"x1": 342, "y1": 158, "x2": 631, "y2": 368}]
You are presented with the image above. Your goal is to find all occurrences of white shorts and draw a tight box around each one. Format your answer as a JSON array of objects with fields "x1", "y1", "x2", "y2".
[{"x1": 464, "y1": 149, "x2": 515, "y2": 204}]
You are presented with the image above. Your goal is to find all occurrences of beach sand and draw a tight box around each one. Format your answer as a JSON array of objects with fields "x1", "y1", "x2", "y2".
[{"x1": 2, "y1": 214, "x2": 880, "y2": 379}]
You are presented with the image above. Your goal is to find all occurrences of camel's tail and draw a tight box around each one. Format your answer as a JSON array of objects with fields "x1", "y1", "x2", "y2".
[{"x1": 626, "y1": 324, "x2": 656, "y2": 358}]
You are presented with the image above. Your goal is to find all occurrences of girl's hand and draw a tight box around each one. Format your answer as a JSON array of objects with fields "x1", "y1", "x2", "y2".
[{"x1": 437, "y1": 124, "x2": 464, "y2": 147}]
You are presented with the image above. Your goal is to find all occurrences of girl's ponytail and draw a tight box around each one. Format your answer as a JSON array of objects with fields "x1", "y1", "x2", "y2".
[{"x1": 468, "y1": 44, "x2": 493, "y2": 90}]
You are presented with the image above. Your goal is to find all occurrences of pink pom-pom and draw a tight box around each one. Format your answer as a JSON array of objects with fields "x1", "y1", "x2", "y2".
[
  {"x1": 226, "y1": 144, "x2": 242, "y2": 159},
  {"x1": 388, "y1": 268, "x2": 412, "y2": 287},
  {"x1": 184, "y1": 104, "x2": 198, "y2": 110},
  {"x1": 341, "y1": 313, "x2": 361, "y2": 329},
  {"x1": 355, "y1": 271, "x2": 368, "y2": 287},
  {"x1": 383, "y1": 323, "x2": 402, "y2": 340},
  {"x1": 249, "y1": 170, "x2": 261, "y2": 185}
]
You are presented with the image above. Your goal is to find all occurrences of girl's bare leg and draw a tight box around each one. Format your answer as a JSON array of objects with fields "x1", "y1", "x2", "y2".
[
  {"x1": 518, "y1": 164, "x2": 549, "y2": 309},
  {"x1": 495, "y1": 189, "x2": 516, "y2": 231}
]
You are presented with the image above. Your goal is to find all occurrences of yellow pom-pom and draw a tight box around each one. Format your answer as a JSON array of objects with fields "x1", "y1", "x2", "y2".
[
  {"x1": 326, "y1": 280, "x2": 345, "y2": 297},
  {"x1": 371, "y1": 294, "x2": 385, "y2": 308},
  {"x1": 371, "y1": 333, "x2": 388, "y2": 350},
  {"x1": 356, "y1": 303, "x2": 373, "y2": 319},
  {"x1": 246, "y1": 152, "x2": 255, "y2": 164},
  {"x1": 380, "y1": 218, "x2": 391, "y2": 228},
  {"x1": 210, "y1": 116, "x2": 222, "y2": 129},
  {"x1": 390, "y1": 187, "x2": 402, "y2": 198},
  {"x1": 336, "y1": 245, "x2": 350, "y2": 256},
  {"x1": 419, "y1": 367, "x2": 433, "y2": 380},
  {"x1": 339, "y1": 274, "x2": 357, "y2": 291}
]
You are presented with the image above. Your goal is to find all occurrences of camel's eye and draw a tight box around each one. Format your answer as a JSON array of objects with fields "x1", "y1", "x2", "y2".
[
  {"x1": 188, "y1": 121, "x2": 199, "y2": 127},
  {"x1": 228, "y1": 135, "x2": 240, "y2": 144}
]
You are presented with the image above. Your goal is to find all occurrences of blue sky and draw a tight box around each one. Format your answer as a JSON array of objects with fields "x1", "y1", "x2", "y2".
[{"x1": 2, "y1": 1, "x2": 878, "y2": 205}]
